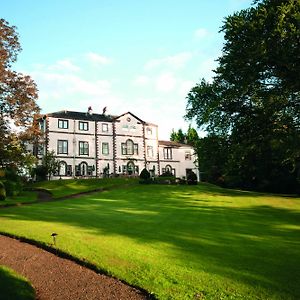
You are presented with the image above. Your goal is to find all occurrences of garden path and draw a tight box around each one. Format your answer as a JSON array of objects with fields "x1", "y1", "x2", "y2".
[{"x1": 0, "y1": 235, "x2": 147, "y2": 300}]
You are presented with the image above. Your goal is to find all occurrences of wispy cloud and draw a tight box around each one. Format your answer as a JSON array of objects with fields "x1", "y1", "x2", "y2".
[
  {"x1": 155, "y1": 72, "x2": 177, "y2": 93},
  {"x1": 86, "y1": 52, "x2": 112, "y2": 65},
  {"x1": 132, "y1": 75, "x2": 150, "y2": 86},
  {"x1": 194, "y1": 28, "x2": 209, "y2": 39},
  {"x1": 145, "y1": 52, "x2": 193, "y2": 70},
  {"x1": 49, "y1": 59, "x2": 81, "y2": 72}
]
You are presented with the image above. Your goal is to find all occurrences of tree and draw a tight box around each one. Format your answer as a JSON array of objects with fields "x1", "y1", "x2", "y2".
[
  {"x1": 41, "y1": 151, "x2": 60, "y2": 181},
  {"x1": 170, "y1": 128, "x2": 186, "y2": 143},
  {"x1": 0, "y1": 18, "x2": 40, "y2": 170},
  {"x1": 185, "y1": 0, "x2": 300, "y2": 193}
]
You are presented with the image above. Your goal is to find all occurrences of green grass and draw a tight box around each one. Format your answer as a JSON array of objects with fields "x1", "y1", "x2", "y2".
[
  {"x1": 0, "y1": 266, "x2": 35, "y2": 300},
  {"x1": 31, "y1": 177, "x2": 137, "y2": 198},
  {"x1": 0, "y1": 182, "x2": 299, "y2": 299},
  {"x1": 0, "y1": 191, "x2": 38, "y2": 207}
]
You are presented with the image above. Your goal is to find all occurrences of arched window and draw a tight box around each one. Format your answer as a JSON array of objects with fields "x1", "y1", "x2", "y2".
[
  {"x1": 79, "y1": 162, "x2": 88, "y2": 176},
  {"x1": 59, "y1": 161, "x2": 67, "y2": 176},
  {"x1": 121, "y1": 139, "x2": 138, "y2": 155},
  {"x1": 126, "y1": 139, "x2": 134, "y2": 155},
  {"x1": 165, "y1": 165, "x2": 172, "y2": 173}
]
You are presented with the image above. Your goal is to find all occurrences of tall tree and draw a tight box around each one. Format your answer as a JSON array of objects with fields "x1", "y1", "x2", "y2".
[
  {"x1": 186, "y1": 0, "x2": 300, "y2": 193},
  {"x1": 170, "y1": 128, "x2": 186, "y2": 143},
  {"x1": 0, "y1": 18, "x2": 40, "y2": 169}
]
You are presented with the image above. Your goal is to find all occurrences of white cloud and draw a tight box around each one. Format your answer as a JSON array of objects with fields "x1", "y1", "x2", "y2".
[
  {"x1": 145, "y1": 52, "x2": 193, "y2": 70},
  {"x1": 132, "y1": 75, "x2": 150, "y2": 86},
  {"x1": 49, "y1": 59, "x2": 81, "y2": 72},
  {"x1": 155, "y1": 72, "x2": 177, "y2": 93},
  {"x1": 86, "y1": 52, "x2": 112, "y2": 65},
  {"x1": 194, "y1": 28, "x2": 209, "y2": 39}
]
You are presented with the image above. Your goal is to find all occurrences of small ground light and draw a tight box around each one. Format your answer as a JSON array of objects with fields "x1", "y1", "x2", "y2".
[{"x1": 51, "y1": 232, "x2": 58, "y2": 247}]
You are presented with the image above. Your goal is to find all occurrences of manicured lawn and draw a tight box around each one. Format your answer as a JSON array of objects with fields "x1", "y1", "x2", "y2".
[
  {"x1": 0, "y1": 191, "x2": 38, "y2": 207},
  {"x1": 0, "y1": 266, "x2": 35, "y2": 300},
  {"x1": 31, "y1": 177, "x2": 137, "y2": 198},
  {"x1": 0, "y1": 182, "x2": 299, "y2": 299}
]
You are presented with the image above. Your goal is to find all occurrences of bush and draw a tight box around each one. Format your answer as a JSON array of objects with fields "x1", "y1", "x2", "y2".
[
  {"x1": 0, "y1": 181, "x2": 6, "y2": 201},
  {"x1": 3, "y1": 180, "x2": 22, "y2": 197},
  {"x1": 159, "y1": 170, "x2": 174, "y2": 177},
  {"x1": 187, "y1": 171, "x2": 198, "y2": 185},
  {"x1": 33, "y1": 165, "x2": 48, "y2": 181},
  {"x1": 140, "y1": 168, "x2": 150, "y2": 180}
]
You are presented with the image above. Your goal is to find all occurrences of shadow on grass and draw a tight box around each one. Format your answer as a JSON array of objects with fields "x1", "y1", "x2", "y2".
[
  {"x1": 0, "y1": 266, "x2": 35, "y2": 300},
  {"x1": 0, "y1": 183, "x2": 300, "y2": 299}
]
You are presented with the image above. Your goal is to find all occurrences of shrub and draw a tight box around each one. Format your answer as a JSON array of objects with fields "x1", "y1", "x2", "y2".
[
  {"x1": 140, "y1": 168, "x2": 150, "y2": 180},
  {"x1": 187, "y1": 171, "x2": 198, "y2": 185},
  {"x1": 3, "y1": 180, "x2": 22, "y2": 197},
  {"x1": 33, "y1": 165, "x2": 48, "y2": 181},
  {"x1": 159, "y1": 170, "x2": 174, "y2": 177},
  {"x1": 0, "y1": 181, "x2": 6, "y2": 201}
]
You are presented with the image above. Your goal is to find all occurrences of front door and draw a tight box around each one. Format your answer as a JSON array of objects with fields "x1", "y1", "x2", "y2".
[{"x1": 127, "y1": 161, "x2": 135, "y2": 175}]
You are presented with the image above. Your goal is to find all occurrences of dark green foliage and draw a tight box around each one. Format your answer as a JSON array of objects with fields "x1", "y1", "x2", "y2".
[
  {"x1": 3, "y1": 180, "x2": 22, "y2": 197},
  {"x1": 187, "y1": 171, "x2": 197, "y2": 185},
  {"x1": 0, "y1": 181, "x2": 6, "y2": 200},
  {"x1": 170, "y1": 128, "x2": 186, "y2": 143},
  {"x1": 185, "y1": 0, "x2": 300, "y2": 193},
  {"x1": 33, "y1": 165, "x2": 48, "y2": 181},
  {"x1": 140, "y1": 168, "x2": 150, "y2": 180},
  {"x1": 139, "y1": 168, "x2": 151, "y2": 184},
  {"x1": 160, "y1": 170, "x2": 174, "y2": 177}
]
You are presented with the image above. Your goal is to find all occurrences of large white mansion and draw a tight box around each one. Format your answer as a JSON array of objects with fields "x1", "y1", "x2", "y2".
[{"x1": 36, "y1": 107, "x2": 198, "y2": 179}]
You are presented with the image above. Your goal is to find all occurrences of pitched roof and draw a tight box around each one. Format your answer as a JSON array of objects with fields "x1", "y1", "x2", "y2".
[
  {"x1": 45, "y1": 110, "x2": 114, "y2": 122},
  {"x1": 159, "y1": 140, "x2": 193, "y2": 148}
]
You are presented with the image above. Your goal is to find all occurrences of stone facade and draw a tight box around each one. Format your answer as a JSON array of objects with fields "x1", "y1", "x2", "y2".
[{"x1": 36, "y1": 109, "x2": 198, "y2": 179}]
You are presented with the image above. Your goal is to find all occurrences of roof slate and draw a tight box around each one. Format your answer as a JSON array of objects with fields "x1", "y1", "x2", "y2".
[
  {"x1": 158, "y1": 140, "x2": 192, "y2": 148},
  {"x1": 46, "y1": 110, "x2": 114, "y2": 122}
]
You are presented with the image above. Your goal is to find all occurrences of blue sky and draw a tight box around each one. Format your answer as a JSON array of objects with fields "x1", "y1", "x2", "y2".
[{"x1": 2, "y1": 0, "x2": 252, "y2": 139}]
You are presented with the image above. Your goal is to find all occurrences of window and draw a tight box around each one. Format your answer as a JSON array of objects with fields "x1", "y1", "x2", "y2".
[
  {"x1": 102, "y1": 142, "x2": 109, "y2": 155},
  {"x1": 58, "y1": 119, "x2": 68, "y2": 129},
  {"x1": 162, "y1": 165, "x2": 175, "y2": 176},
  {"x1": 79, "y1": 141, "x2": 89, "y2": 155},
  {"x1": 37, "y1": 145, "x2": 44, "y2": 156},
  {"x1": 147, "y1": 127, "x2": 152, "y2": 135},
  {"x1": 121, "y1": 139, "x2": 138, "y2": 155},
  {"x1": 102, "y1": 123, "x2": 108, "y2": 132},
  {"x1": 79, "y1": 121, "x2": 89, "y2": 131},
  {"x1": 59, "y1": 161, "x2": 67, "y2": 176},
  {"x1": 147, "y1": 146, "x2": 154, "y2": 158},
  {"x1": 185, "y1": 151, "x2": 192, "y2": 160},
  {"x1": 163, "y1": 148, "x2": 172, "y2": 159},
  {"x1": 57, "y1": 140, "x2": 68, "y2": 154},
  {"x1": 39, "y1": 121, "x2": 45, "y2": 132}
]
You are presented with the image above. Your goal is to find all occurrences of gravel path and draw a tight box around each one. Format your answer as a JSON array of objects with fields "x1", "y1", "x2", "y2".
[{"x1": 0, "y1": 235, "x2": 148, "y2": 300}]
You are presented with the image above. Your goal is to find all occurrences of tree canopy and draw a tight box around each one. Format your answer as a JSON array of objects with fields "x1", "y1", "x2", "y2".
[
  {"x1": 0, "y1": 18, "x2": 40, "y2": 169},
  {"x1": 185, "y1": 0, "x2": 300, "y2": 193}
]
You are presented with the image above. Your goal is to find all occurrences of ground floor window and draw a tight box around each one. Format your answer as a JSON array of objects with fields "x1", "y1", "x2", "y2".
[
  {"x1": 162, "y1": 164, "x2": 175, "y2": 177},
  {"x1": 121, "y1": 162, "x2": 139, "y2": 175},
  {"x1": 75, "y1": 162, "x2": 94, "y2": 176}
]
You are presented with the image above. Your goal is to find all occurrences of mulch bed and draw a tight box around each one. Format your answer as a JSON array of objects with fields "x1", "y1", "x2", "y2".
[{"x1": 0, "y1": 235, "x2": 148, "y2": 300}]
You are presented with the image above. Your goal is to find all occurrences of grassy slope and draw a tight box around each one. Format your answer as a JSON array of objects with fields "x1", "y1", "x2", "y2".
[
  {"x1": 31, "y1": 177, "x2": 137, "y2": 198},
  {"x1": 0, "y1": 191, "x2": 38, "y2": 207},
  {"x1": 0, "y1": 266, "x2": 35, "y2": 300},
  {"x1": 0, "y1": 182, "x2": 299, "y2": 299}
]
